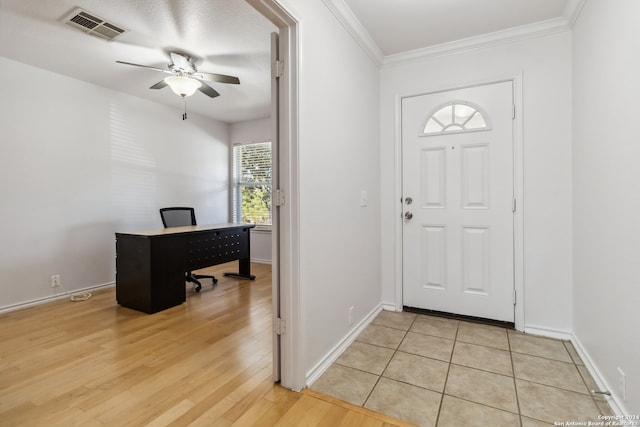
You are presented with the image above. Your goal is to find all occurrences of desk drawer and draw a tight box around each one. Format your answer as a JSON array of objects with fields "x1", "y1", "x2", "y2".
[{"x1": 187, "y1": 228, "x2": 250, "y2": 270}]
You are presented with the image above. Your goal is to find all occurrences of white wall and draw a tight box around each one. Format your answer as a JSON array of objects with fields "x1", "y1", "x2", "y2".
[
  {"x1": 380, "y1": 32, "x2": 573, "y2": 332},
  {"x1": 230, "y1": 118, "x2": 272, "y2": 263},
  {"x1": 295, "y1": 0, "x2": 382, "y2": 377},
  {"x1": 0, "y1": 56, "x2": 230, "y2": 310},
  {"x1": 230, "y1": 117, "x2": 271, "y2": 145},
  {"x1": 572, "y1": 0, "x2": 640, "y2": 414}
]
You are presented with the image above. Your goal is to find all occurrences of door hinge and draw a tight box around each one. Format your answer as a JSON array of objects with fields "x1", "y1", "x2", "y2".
[
  {"x1": 275, "y1": 317, "x2": 285, "y2": 335},
  {"x1": 513, "y1": 289, "x2": 517, "y2": 305},
  {"x1": 274, "y1": 189, "x2": 285, "y2": 207},
  {"x1": 512, "y1": 104, "x2": 516, "y2": 119},
  {"x1": 272, "y1": 59, "x2": 284, "y2": 79},
  {"x1": 512, "y1": 198, "x2": 517, "y2": 213}
]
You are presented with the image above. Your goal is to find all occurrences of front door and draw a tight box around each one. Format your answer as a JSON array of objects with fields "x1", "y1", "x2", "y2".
[{"x1": 402, "y1": 81, "x2": 515, "y2": 322}]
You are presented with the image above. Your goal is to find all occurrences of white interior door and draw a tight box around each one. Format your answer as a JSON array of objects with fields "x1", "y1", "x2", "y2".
[
  {"x1": 270, "y1": 31, "x2": 281, "y2": 381},
  {"x1": 402, "y1": 81, "x2": 515, "y2": 322}
]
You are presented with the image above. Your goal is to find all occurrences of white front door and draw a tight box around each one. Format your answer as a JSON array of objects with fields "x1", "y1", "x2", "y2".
[{"x1": 402, "y1": 81, "x2": 515, "y2": 322}]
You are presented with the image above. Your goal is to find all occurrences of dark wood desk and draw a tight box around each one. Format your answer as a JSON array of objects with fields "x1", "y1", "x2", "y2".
[{"x1": 115, "y1": 223, "x2": 255, "y2": 314}]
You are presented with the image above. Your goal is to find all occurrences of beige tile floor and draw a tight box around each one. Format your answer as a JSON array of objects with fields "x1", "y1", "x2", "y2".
[{"x1": 311, "y1": 311, "x2": 615, "y2": 427}]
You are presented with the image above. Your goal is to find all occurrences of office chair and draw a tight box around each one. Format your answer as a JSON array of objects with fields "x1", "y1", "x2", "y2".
[{"x1": 159, "y1": 207, "x2": 218, "y2": 292}]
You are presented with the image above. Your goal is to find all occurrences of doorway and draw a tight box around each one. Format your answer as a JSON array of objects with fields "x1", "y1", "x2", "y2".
[{"x1": 248, "y1": 0, "x2": 302, "y2": 391}]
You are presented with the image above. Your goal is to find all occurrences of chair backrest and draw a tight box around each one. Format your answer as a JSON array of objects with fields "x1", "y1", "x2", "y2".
[{"x1": 159, "y1": 207, "x2": 197, "y2": 228}]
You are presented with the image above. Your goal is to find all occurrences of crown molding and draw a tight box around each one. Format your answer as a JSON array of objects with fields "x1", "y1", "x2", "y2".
[
  {"x1": 563, "y1": 0, "x2": 588, "y2": 28},
  {"x1": 321, "y1": 0, "x2": 384, "y2": 66},
  {"x1": 323, "y1": 0, "x2": 586, "y2": 69},
  {"x1": 383, "y1": 16, "x2": 570, "y2": 67}
]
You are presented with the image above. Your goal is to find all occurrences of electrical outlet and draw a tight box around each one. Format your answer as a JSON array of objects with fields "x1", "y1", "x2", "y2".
[
  {"x1": 348, "y1": 306, "x2": 354, "y2": 325},
  {"x1": 617, "y1": 367, "x2": 626, "y2": 401},
  {"x1": 50, "y1": 275, "x2": 61, "y2": 288}
]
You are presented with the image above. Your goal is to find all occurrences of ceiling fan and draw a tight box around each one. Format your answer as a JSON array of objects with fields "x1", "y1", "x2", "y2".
[{"x1": 116, "y1": 51, "x2": 240, "y2": 99}]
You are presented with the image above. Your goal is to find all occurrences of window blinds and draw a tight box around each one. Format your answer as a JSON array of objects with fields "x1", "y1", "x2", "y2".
[{"x1": 232, "y1": 142, "x2": 272, "y2": 225}]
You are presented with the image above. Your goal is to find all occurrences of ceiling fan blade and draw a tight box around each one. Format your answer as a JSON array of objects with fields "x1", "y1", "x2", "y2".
[
  {"x1": 116, "y1": 60, "x2": 172, "y2": 74},
  {"x1": 197, "y1": 82, "x2": 220, "y2": 98},
  {"x1": 193, "y1": 72, "x2": 240, "y2": 85},
  {"x1": 150, "y1": 80, "x2": 167, "y2": 90}
]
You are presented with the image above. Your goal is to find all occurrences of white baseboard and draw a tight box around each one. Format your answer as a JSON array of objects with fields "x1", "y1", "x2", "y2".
[
  {"x1": 306, "y1": 303, "x2": 384, "y2": 387},
  {"x1": 381, "y1": 302, "x2": 398, "y2": 312},
  {"x1": 571, "y1": 334, "x2": 628, "y2": 417},
  {"x1": 523, "y1": 324, "x2": 573, "y2": 341},
  {"x1": 0, "y1": 282, "x2": 115, "y2": 315},
  {"x1": 250, "y1": 257, "x2": 272, "y2": 264}
]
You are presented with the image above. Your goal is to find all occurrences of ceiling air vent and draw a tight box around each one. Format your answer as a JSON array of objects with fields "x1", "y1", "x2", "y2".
[{"x1": 63, "y1": 7, "x2": 126, "y2": 41}]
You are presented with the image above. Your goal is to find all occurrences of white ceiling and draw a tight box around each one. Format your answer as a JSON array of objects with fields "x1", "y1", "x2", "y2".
[
  {"x1": 343, "y1": 0, "x2": 570, "y2": 56},
  {"x1": 0, "y1": 1, "x2": 574, "y2": 123},
  {"x1": 0, "y1": 0, "x2": 277, "y2": 123}
]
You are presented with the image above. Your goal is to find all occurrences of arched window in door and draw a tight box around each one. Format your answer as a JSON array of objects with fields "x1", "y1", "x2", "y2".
[{"x1": 421, "y1": 101, "x2": 491, "y2": 136}]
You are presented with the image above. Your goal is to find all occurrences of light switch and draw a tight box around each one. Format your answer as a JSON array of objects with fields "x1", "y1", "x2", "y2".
[{"x1": 360, "y1": 190, "x2": 367, "y2": 207}]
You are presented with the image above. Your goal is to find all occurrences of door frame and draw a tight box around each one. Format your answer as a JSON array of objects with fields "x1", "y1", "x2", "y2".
[
  {"x1": 394, "y1": 75, "x2": 525, "y2": 331},
  {"x1": 246, "y1": 0, "x2": 304, "y2": 391}
]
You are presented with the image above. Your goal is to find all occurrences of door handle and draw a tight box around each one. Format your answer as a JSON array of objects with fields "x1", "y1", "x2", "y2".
[{"x1": 404, "y1": 211, "x2": 413, "y2": 220}]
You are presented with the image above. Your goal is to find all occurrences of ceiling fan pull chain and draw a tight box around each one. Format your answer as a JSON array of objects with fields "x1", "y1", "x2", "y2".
[{"x1": 183, "y1": 98, "x2": 187, "y2": 120}]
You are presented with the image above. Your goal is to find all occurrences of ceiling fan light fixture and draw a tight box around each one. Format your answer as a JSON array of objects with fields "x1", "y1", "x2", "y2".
[{"x1": 164, "y1": 75, "x2": 201, "y2": 97}]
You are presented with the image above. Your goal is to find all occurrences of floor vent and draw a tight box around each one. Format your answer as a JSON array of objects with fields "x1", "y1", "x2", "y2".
[{"x1": 63, "y1": 7, "x2": 126, "y2": 41}]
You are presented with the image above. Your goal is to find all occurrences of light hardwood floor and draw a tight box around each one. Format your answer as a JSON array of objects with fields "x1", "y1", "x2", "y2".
[{"x1": 0, "y1": 262, "x2": 413, "y2": 427}]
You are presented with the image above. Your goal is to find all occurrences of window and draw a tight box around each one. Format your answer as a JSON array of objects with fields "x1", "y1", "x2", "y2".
[
  {"x1": 232, "y1": 142, "x2": 272, "y2": 226},
  {"x1": 422, "y1": 101, "x2": 490, "y2": 136}
]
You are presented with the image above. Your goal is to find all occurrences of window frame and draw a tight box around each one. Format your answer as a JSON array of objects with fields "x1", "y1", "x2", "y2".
[
  {"x1": 420, "y1": 100, "x2": 492, "y2": 137},
  {"x1": 231, "y1": 140, "x2": 273, "y2": 231}
]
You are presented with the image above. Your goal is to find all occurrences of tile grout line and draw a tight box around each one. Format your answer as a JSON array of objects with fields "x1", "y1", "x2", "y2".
[
  {"x1": 507, "y1": 327, "x2": 525, "y2": 427},
  {"x1": 439, "y1": 322, "x2": 524, "y2": 423},
  {"x1": 565, "y1": 340, "x2": 608, "y2": 416},
  {"x1": 434, "y1": 318, "x2": 460, "y2": 427},
  {"x1": 360, "y1": 314, "x2": 416, "y2": 408}
]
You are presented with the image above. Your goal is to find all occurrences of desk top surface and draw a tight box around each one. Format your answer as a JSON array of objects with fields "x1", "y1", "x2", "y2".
[{"x1": 116, "y1": 223, "x2": 255, "y2": 237}]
